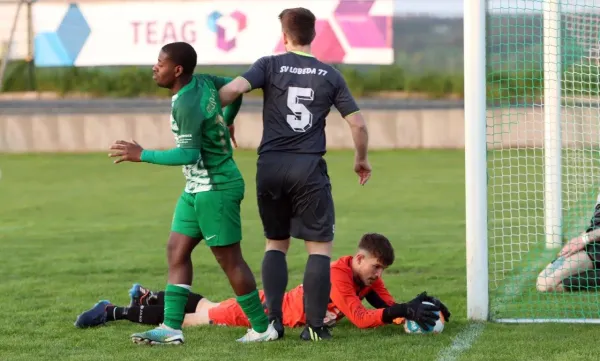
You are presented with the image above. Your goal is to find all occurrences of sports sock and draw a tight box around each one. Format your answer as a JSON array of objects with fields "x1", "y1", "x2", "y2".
[
  {"x1": 261, "y1": 250, "x2": 288, "y2": 320},
  {"x1": 155, "y1": 291, "x2": 203, "y2": 312},
  {"x1": 237, "y1": 289, "x2": 269, "y2": 333},
  {"x1": 163, "y1": 284, "x2": 190, "y2": 330},
  {"x1": 105, "y1": 306, "x2": 127, "y2": 321},
  {"x1": 303, "y1": 254, "x2": 331, "y2": 329},
  {"x1": 125, "y1": 305, "x2": 164, "y2": 325}
]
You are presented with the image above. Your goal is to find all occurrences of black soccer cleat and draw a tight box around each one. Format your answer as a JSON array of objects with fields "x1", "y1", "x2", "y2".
[
  {"x1": 300, "y1": 325, "x2": 332, "y2": 341},
  {"x1": 270, "y1": 317, "x2": 284, "y2": 339}
]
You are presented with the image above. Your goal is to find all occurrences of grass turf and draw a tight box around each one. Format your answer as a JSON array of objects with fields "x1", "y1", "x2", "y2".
[{"x1": 1, "y1": 149, "x2": 599, "y2": 361}]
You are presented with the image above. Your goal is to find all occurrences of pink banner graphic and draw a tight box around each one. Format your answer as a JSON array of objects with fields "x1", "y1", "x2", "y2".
[{"x1": 275, "y1": 0, "x2": 393, "y2": 63}]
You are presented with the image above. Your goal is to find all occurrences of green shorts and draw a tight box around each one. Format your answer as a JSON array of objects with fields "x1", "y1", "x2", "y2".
[{"x1": 171, "y1": 184, "x2": 244, "y2": 247}]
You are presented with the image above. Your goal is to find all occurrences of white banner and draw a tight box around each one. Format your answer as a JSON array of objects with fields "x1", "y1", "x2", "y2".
[{"x1": 33, "y1": 0, "x2": 394, "y2": 67}]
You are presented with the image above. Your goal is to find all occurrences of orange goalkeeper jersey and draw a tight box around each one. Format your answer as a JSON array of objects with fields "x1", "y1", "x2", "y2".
[{"x1": 281, "y1": 256, "x2": 396, "y2": 328}]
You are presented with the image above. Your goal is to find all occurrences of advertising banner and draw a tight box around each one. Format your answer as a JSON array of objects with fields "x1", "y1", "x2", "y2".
[{"x1": 33, "y1": 0, "x2": 394, "y2": 67}]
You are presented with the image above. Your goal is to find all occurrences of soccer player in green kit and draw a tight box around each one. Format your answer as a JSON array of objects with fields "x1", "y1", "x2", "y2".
[{"x1": 108, "y1": 42, "x2": 278, "y2": 345}]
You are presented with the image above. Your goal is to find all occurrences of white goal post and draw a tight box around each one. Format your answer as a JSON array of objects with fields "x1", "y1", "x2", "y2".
[
  {"x1": 464, "y1": 0, "x2": 489, "y2": 322},
  {"x1": 465, "y1": 0, "x2": 600, "y2": 323}
]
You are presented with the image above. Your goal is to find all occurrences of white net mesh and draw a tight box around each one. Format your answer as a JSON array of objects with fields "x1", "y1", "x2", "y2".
[{"x1": 487, "y1": 0, "x2": 600, "y2": 322}]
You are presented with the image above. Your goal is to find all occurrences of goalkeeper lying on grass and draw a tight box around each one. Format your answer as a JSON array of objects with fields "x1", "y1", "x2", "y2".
[
  {"x1": 75, "y1": 233, "x2": 451, "y2": 331},
  {"x1": 537, "y1": 199, "x2": 600, "y2": 292}
]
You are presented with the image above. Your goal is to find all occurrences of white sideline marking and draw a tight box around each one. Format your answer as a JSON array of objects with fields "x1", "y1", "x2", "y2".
[{"x1": 435, "y1": 323, "x2": 485, "y2": 361}]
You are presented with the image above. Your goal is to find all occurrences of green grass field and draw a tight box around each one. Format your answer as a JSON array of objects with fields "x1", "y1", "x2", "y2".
[{"x1": 1, "y1": 150, "x2": 600, "y2": 361}]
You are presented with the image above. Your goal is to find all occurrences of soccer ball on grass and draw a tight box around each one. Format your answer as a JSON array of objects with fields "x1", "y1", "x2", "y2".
[{"x1": 402, "y1": 301, "x2": 445, "y2": 334}]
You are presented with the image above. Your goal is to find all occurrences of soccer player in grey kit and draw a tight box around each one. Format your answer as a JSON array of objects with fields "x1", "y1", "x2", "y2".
[{"x1": 218, "y1": 7, "x2": 371, "y2": 341}]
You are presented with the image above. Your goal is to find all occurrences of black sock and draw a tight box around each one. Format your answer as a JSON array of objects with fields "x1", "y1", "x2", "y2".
[
  {"x1": 303, "y1": 254, "x2": 331, "y2": 329},
  {"x1": 105, "y1": 306, "x2": 127, "y2": 322},
  {"x1": 261, "y1": 250, "x2": 288, "y2": 320},
  {"x1": 155, "y1": 291, "x2": 203, "y2": 312},
  {"x1": 125, "y1": 305, "x2": 165, "y2": 325}
]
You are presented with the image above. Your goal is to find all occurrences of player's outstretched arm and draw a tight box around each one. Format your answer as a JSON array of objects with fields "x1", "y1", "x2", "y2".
[
  {"x1": 109, "y1": 139, "x2": 200, "y2": 165},
  {"x1": 140, "y1": 148, "x2": 200, "y2": 166},
  {"x1": 219, "y1": 56, "x2": 269, "y2": 107},
  {"x1": 219, "y1": 77, "x2": 251, "y2": 108},
  {"x1": 330, "y1": 267, "x2": 388, "y2": 329},
  {"x1": 365, "y1": 278, "x2": 396, "y2": 308}
]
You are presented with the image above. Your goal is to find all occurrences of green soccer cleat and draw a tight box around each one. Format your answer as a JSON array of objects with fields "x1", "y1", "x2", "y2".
[{"x1": 131, "y1": 325, "x2": 184, "y2": 345}]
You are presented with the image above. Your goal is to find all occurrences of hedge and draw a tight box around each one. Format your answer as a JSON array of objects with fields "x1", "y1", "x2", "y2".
[
  {"x1": 1, "y1": 61, "x2": 463, "y2": 99},
  {"x1": 2, "y1": 60, "x2": 598, "y2": 102}
]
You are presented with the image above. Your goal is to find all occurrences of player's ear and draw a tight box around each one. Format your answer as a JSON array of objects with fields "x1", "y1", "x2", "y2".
[
  {"x1": 174, "y1": 65, "x2": 183, "y2": 78},
  {"x1": 355, "y1": 253, "x2": 364, "y2": 264},
  {"x1": 282, "y1": 31, "x2": 288, "y2": 46}
]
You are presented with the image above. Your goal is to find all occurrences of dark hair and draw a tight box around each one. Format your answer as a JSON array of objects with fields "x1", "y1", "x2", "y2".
[
  {"x1": 278, "y1": 7, "x2": 316, "y2": 46},
  {"x1": 161, "y1": 42, "x2": 197, "y2": 75},
  {"x1": 358, "y1": 233, "x2": 395, "y2": 266}
]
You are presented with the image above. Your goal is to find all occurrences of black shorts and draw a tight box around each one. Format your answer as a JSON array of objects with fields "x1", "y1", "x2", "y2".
[
  {"x1": 584, "y1": 203, "x2": 600, "y2": 268},
  {"x1": 256, "y1": 153, "x2": 334, "y2": 242},
  {"x1": 585, "y1": 241, "x2": 600, "y2": 269}
]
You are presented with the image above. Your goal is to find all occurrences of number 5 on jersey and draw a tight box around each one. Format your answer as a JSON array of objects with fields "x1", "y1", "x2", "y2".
[{"x1": 286, "y1": 86, "x2": 314, "y2": 133}]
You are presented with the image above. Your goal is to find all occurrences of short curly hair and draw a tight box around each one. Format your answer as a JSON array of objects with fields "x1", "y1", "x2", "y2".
[{"x1": 358, "y1": 233, "x2": 395, "y2": 267}]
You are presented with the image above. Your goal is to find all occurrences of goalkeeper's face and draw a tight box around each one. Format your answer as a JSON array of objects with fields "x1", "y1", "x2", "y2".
[{"x1": 355, "y1": 252, "x2": 387, "y2": 286}]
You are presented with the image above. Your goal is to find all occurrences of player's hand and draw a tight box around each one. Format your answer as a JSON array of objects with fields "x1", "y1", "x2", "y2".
[
  {"x1": 109, "y1": 139, "x2": 143, "y2": 164},
  {"x1": 387, "y1": 292, "x2": 440, "y2": 330},
  {"x1": 421, "y1": 294, "x2": 451, "y2": 322},
  {"x1": 407, "y1": 291, "x2": 430, "y2": 304},
  {"x1": 228, "y1": 125, "x2": 238, "y2": 148},
  {"x1": 354, "y1": 157, "x2": 372, "y2": 185},
  {"x1": 558, "y1": 235, "x2": 586, "y2": 258},
  {"x1": 404, "y1": 295, "x2": 440, "y2": 330}
]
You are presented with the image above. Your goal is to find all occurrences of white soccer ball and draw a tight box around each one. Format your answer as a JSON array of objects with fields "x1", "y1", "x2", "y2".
[{"x1": 403, "y1": 301, "x2": 445, "y2": 334}]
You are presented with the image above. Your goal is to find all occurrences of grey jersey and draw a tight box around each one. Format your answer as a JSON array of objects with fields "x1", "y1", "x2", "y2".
[{"x1": 242, "y1": 52, "x2": 360, "y2": 155}]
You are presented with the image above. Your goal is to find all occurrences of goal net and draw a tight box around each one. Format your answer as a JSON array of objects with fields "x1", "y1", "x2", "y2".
[{"x1": 473, "y1": 0, "x2": 600, "y2": 323}]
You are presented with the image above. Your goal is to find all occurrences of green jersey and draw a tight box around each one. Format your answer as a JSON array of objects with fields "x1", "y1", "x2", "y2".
[{"x1": 170, "y1": 74, "x2": 242, "y2": 193}]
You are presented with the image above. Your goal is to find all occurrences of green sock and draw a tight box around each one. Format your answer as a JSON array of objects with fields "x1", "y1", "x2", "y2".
[
  {"x1": 163, "y1": 284, "x2": 190, "y2": 330},
  {"x1": 237, "y1": 289, "x2": 269, "y2": 333}
]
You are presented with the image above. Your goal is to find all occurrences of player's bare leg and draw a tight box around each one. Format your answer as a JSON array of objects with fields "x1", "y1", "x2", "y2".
[
  {"x1": 131, "y1": 233, "x2": 200, "y2": 345},
  {"x1": 536, "y1": 251, "x2": 593, "y2": 292},
  {"x1": 211, "y1": 242, "x2": 278, "y2": 342},
  {"x1": 182, "y1": 298, "x2": 220, "y2": 327},
  {"x1": 261, "y1": 238, "x2": 290, "y2": 338},
  {"x1": 300, "y1": 240, "x2": 333, "y2": 341}
]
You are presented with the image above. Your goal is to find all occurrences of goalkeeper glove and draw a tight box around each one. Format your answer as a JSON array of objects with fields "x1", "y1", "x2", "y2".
[
  {"x1": 383, "y1": 291, "x2": 440, "y2": 330},
  {"x1": 420, "y1": 294, "x2": 451, "y2": 322}
]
